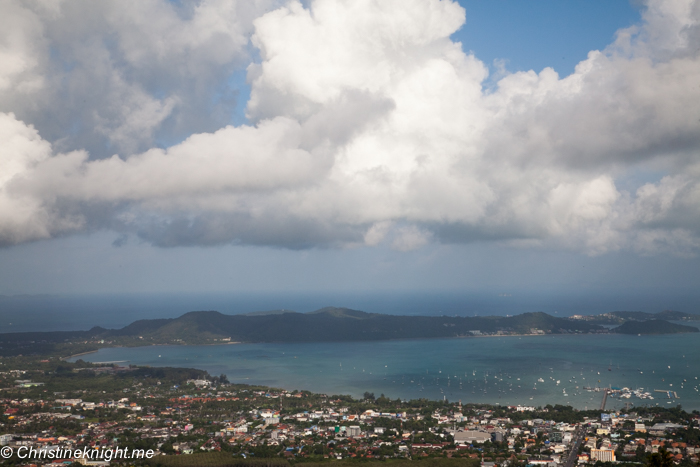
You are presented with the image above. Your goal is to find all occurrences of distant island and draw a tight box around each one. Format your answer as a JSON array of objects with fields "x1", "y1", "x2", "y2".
[{"x1": 0, "y1": 307, "x2": 697, "y2": 357}]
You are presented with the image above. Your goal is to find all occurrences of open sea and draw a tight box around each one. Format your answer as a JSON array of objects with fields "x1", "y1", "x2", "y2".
[{"x1": 71, "y1": 332, "x2": 700, "y2": 412}]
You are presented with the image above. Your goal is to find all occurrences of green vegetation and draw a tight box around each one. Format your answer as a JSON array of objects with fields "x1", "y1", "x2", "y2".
[
  {"x1": 99, "y1": 308, "x2": 604, "y2": 344},
  {"x1": 0, "y1": 309, "x2": 606, "y2": 357},
  {"x1": 646, "y1": 448, "x2": 674, "y2": 467},
  {"x1": 139, "y1": 456, "x2": 480, "y2": 467},
  {"x1": 142, "y1": 452, "x2": 290, "y2": 467},
  {"x1": 612, "y1": 319, "x2": 699, "y2": 335},
  {"x1": 581, "y1": 310, "x2": 700, "y2": 326},
  {"x1": 5, "y1": 306, "x2": 698, "y2": 359}
]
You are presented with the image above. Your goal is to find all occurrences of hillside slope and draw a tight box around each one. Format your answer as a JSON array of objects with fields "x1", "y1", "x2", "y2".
[
  {"x1": 612, "y1": 319, "x2": 699, "y2": 335},
  {"x1": 95, "y1": 308, "x2": 604, "y2": 344}
]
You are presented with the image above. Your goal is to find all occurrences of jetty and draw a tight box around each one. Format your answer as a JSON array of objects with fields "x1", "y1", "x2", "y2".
[
  {"x1": 600, "y1": 389, "x2": 609, "y2": 410},
  {"x1": 654, "y1": 389, "x2": 679, "y2": 399}
]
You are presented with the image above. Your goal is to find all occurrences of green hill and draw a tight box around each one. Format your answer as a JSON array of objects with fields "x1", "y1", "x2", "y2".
[
  {"x1": 100, "y1": 309, "x2": 603, "y2": 344},
  {"x1": 656, "y1": 310, "x2": 700, "y2": 321},
  {"x1": 306, "y1": 306, "x2": 379, "y2": 319},
  {"x1": 578, "y1": 310, "x2": 700, "y2": 325},
  {"x1": 9, "y1": 308, "x2": 698, "y2": 357},
  {"x1": 0, "y1": 309, "x2": 609, "y2": 356},
  {"x1": 612, "y1": 319, "x2": 699, "y2": 335},
  {"x1": 243, "y1": 309, "x2": 300, "y2": 316}
]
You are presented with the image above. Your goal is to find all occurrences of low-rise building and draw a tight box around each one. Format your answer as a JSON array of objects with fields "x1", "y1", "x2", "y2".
[{"x1": 452, "y1": 430, "x2": 491, "y2": 444}]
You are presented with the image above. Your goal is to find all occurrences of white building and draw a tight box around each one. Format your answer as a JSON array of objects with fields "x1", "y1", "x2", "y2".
[{"x1": 452, "y1": 430, "x2": 491, "y2": 444}]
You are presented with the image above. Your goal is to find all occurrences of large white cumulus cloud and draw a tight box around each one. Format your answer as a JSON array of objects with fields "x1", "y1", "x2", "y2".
[
  {"x1": 0, "y1": 0, "x2": 282, "y2": 157},
  {"x1": 1, "y1": 0, "x2": 699, "y2": 255}
]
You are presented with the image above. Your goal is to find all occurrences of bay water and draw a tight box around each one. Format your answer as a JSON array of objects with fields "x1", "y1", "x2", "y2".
[{"x1": 72, "y1": 332, "x2": 700, "y2": 412}]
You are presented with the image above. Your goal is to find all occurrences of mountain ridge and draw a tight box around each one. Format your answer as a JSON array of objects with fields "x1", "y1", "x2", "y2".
[
  {"x1": 612, "y1": 319, "x2": 700, "y2": 335},
  {"x1": 1, "y1": 308, "x2": 697, "y2": 357},
  {"x1": 574, "y1": 310, "x2": 700, "y2": 325}
]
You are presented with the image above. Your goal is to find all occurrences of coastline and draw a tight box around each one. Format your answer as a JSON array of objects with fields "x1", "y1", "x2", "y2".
[
  {"x1": 65, "y1": 332, "x2": 700, "y2": 412},
  {"x1": 62, "y1": 340, "x2": 243, "y2": 359},
  {"x1": 66, "y1": 329, "x2": 691, "y2": 356},
  {"x1": 62, "y1": 349, "x2": 98, "y2": 360}
]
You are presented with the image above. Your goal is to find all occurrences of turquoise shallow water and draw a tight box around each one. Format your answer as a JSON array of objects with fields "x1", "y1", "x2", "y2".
[{"x1": 72, "y1": 333, "x2": 700, "y2": 411}]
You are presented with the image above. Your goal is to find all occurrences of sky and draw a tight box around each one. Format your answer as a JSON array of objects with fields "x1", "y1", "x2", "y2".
[{"x1": 1, "y1": 0, "x2": 699, "y2": 306}]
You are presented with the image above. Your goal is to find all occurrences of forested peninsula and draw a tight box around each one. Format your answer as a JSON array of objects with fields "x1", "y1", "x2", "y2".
[{"x1": 0, "y1": 308, "x2": 697, "y2": 357}]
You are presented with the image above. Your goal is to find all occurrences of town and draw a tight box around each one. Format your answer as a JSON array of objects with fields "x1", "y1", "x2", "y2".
[{"x1": 1, "y1": 357, "x2": 699, "y2": 467}]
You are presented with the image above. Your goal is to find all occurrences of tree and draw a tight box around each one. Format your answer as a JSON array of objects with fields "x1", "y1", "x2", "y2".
[{"x1": 647, "y1": 448, "x2": 673, "y2": 467}]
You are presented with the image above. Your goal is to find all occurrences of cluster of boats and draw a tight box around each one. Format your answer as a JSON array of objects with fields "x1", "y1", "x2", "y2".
[
  {"x1": 370, "y1": 361, "x2": 700, "y2": 410},
  {"x1": 609, "y1": 388, "x2": 655, "y2": 400}
]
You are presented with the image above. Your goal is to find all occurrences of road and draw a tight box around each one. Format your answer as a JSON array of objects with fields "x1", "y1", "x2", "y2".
[{"x1": 563, "y1": 426, "x2": 587, "y2": 467}]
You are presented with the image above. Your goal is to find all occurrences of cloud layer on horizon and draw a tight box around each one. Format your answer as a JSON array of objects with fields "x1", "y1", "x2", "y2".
[{"x1": 1, "y1": 0, "x2": 699, "y2": 256}]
